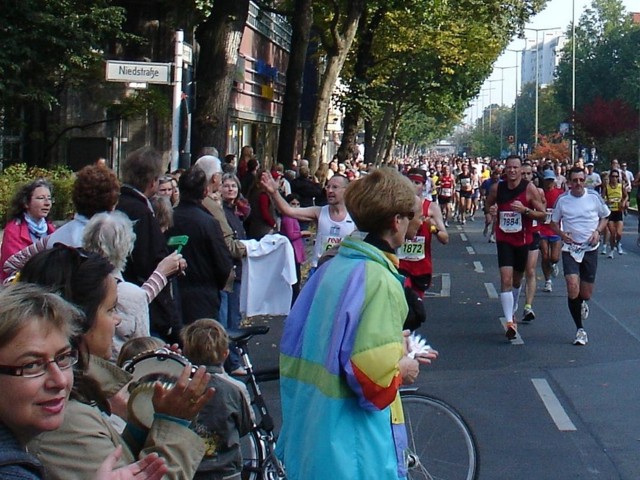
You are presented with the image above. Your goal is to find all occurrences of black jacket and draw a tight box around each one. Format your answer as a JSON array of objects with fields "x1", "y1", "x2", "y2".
[
  {"x1": 117, "y1": 185, "x2": 181, "y2": 341},
  {"x1": 167, "y1": 200, "x2": 233, "y2": 324}
]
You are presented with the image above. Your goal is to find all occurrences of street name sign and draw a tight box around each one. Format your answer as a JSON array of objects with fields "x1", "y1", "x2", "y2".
[{"x1": 106, "y1": 61, "x2": 172, "y2": 84}]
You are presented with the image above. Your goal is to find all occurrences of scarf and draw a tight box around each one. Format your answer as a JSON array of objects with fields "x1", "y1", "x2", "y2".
[{"x1": 24, "y1": 213, "x2": 48, "y2": 241}]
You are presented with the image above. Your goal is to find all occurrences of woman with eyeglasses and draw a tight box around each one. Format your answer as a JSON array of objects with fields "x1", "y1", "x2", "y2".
[
  {"x1": 0, "y1": 283, "x2": 168, "y2": 479},
  {"x1": 18, "y1": 246, "x2": 213, "y2": 480},
  {"x1": 0, "y1": 179, "x2": 56, "y2": 280}
]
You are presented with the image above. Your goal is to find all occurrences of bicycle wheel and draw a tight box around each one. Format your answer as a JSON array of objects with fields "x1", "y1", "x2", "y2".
[
  {"x1": 241, "y1": 430, "x2": 263, "y2": 480},
  {"x1": 401, "y1": 392, "x2": 479, "y2": 480}
]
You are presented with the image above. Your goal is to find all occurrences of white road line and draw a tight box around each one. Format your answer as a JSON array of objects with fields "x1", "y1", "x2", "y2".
[
  {"x1": 484, "y1": 282, "x2": 498, "y2": 298},
  {"x1": 423, "y1": 274, "x2": 451, "y2": 298},
  {"x1": 466, "y1": 246, "x2": 475, "y2": 255},
  {"x1": 460, "y1": 233, "x2": 468, "y2": 242},
  {"x1": 473, "y1": 261, "x2": 484, "y2": 273},
  {"x1": 531, "y1": 378, "x2": 577, "y2": 431},
  {"x1": 440, "y1": 273, "x2": 450, "y2": 297},
  {"x1": 500, "y1": 317, "x2": 524, "y2": 345}
]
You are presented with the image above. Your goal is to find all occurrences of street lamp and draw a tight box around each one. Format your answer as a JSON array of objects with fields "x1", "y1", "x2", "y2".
[
  {"x1": 507, "y1": 47, "x2": 525, "y2": 154},
  {"x1": 486, "y1": 79, "x2": 501, "y2": 131},
  {"x1": 493, "y1": 65, "x2": 517, "y2": 156},
  {"x1": 571, "y1": 0, "x2": 577, "y2": 163},
  {"x1": 525, "y1": 26, "x2": 561, "y2": 146}
]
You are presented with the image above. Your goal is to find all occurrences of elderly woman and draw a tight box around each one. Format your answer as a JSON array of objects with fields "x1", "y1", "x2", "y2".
[
  {"x1": 82, "y1": 211, "x2": 151, "y2": 359},
  {"x1": 19, "y1": 246, "x2": 213, "y2": 480},
  {"x1": 277, "y1": 168, "x2": 433, "y2": 480},
  {"x1": 0, "y1": 283, "x2": 167, "y2": 479},
  {"x1": 0, "y1": 179, "x2": 56, "y2": 279}
]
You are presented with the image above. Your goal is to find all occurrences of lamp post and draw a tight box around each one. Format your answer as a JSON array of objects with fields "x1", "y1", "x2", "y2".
[
  {"x1": 493, "y1": 65, "x2": 517, "y2": 156},
  {"x1": 486, "y1": 79, "x2": 501, "y2": 131},
  {"x1": 571, "y1": 0, "x2": 577, "y2": 163},
  {"x1": 507, "y1": 47, "x2": 524, "y2": 154},
  {"x1": 525, "y1": 27, "x2": 561, "y2": 147}
]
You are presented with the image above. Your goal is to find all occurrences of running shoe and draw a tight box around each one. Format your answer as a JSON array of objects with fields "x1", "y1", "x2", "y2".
[
  {"x1": 580, "y1": 301, "x2": 589, "y2": 321},
  {"x1": 522, "y1": 307, "x2": 535, "y2": 322},
  {"x1": 551, "y1": 263, "x2": 559, "y2": 278},
  {"x1": 573, "y1": 328, "x2": 588, "y2": 346},
  {"x1": 444, "y1": 221, "x2": 449, "y2": 228},
  {"x1": 505, "y1": 321, "x2": 517, "y2": 340},
  {"x1": 489, "y1": 233, "x2": 496, "y2": 243},
  {"x1": 617, "y1": 243, "x2": 625, "y2": 255},
  {"x1": 608, "y1": 250, "x2": 614, "y2": 259},
  {"x1": 543, "y1": 280, "x2": 553, "y2": 292},
  {"x1": 601, "y1": 244, "x2": 607, "y2": 255}
]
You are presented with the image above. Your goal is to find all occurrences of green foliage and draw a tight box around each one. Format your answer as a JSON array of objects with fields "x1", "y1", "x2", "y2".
[
  {"x1": 554, "y1": 0, "x2": 640, "y2": 161},
  {"x1": 0, "y1": 164, "x2": 75, "y2": 226},
  {"x1": 0, "y1": 1, "x2": 133, "y2": 109}
]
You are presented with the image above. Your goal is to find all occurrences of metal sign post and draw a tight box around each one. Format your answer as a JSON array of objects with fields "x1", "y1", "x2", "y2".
[{"x1": 170, "y1": 30, "x2": 184, "y2": 172}]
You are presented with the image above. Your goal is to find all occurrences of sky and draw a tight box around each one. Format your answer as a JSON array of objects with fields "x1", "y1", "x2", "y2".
[{"x1": 464, "y1": 0, "x2": 638, "y2": 124}]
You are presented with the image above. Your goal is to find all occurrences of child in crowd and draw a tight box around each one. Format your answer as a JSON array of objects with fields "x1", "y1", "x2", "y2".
[
  {"x1": 279, "y1": 193, "x2": 311, "y2": 303},
  {"x1": 182, "y1": 319, "x2": 254, "y2": 480}
]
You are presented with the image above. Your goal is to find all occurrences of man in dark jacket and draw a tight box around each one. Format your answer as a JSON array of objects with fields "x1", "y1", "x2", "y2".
[
  {"x1": 167, "y1": 166, "x2": 233, "y2": 324},
  {"x1": 117, "y1": 147, "x2": 182, "y2": 342}
]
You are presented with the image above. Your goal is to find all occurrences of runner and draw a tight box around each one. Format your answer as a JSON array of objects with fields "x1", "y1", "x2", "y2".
[
  {"x1": 261, "y1": 172, "x2": 355, "y2": 275},
  {"x1": 550, "y1": 167, "x2": 610, "y2": 346},
  {"x1": 602, "y1": 169, "x2": 628, "y2": 258},
  {"x1": 437, "y1": 165, "x2": 454, "y2": 227},
  {"x1": 480, "y1": 167, "x2": 502, "y2": 242},
  {"x1": 457, "y1": 163, "x2": 473, "y2": 224},
  {"x1": 520, "y1": 163, "x2": 546, "y2": 323},
  {"x1": 539, "y1": 169, "x2": 564, "y2": 292},
  {"x1": 399, "y1": 168, "x2": 449, "y2": 298},
  {"x1": 484, "y1": 155, "x2": 546, "y2": 340}
]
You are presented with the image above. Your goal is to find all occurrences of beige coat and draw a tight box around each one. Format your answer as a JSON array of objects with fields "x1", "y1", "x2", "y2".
[
  {"x1": 27, "y1": 356, "x2": 205, "y2": 480},
  {"x1": 202, "y1": 196, "x2": 245, "y2": 292}
]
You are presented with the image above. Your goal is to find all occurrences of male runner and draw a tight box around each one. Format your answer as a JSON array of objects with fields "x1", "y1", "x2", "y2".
[{"x1": 539, "y1": 169, "x2": 564, "y2": 292}]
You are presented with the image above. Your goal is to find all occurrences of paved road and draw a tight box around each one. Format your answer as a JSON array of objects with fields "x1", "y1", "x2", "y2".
[{"x1": 246, "y1": 213, "x2": 640, "y2": 479}]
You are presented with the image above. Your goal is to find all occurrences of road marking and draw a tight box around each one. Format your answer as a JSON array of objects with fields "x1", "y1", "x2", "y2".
[
  {"x1": 484, "y1": 282, "x2": 498, "y2": 299},
  {"x1": 440, "y1": 273, "x2": 450, "y2": 297},
  {"x1": 466, "y1": 246, "x2": 475, "y2": 255},
  {"x1": 500, "y1": 317, "x2": 524, "y2": 345},
  {"x1": 531, "y1": 378, "x2": 577, "y2": 431},
  {"x1": 423, "y1": 273, "x2": 451, "y2": 298},
  {"x1": 460, "y1": 233, "x2": 468, "y2": 242},
  {"x1": 474, "y1": 261, "x2": 484, "y2": 273}
]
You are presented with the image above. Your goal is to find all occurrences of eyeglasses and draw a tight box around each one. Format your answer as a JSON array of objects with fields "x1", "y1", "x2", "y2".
[
  {"x1": 610, "y1": 175, "x2": 619, "y2": 178},
  {"x1": 33, "y1": 196, "x2": 54, "y2": 203},
  {"x1": 0, "y1": 349, "x2": 78, "y2": 378},
  {"x1": 571, "y1": 178, "x2": 586, "y2": 183}
]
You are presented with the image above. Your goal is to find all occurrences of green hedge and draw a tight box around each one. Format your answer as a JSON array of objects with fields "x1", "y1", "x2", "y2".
[{"x1": 0, "y1": 164, "x2": 75, "y2": 227}]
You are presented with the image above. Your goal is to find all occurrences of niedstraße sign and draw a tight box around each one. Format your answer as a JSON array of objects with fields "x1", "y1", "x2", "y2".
[{"x1": 106, "y1": 61, "x2": 172, "y2": 84}]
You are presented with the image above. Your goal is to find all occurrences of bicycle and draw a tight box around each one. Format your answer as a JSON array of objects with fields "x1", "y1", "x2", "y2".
[
  {"x1": 229, "y1": 325, "x2": 287, "y2": 480},
  {"x1": 401, "y1": 387, "x2": 479, "y2": 480}
]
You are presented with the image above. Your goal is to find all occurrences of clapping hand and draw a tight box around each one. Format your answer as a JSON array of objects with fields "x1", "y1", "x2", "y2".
[{"x1": 96, "y1": 446, "x2": 168, "y2": 480}]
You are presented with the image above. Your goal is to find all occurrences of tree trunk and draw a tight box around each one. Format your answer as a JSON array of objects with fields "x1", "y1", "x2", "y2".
[
  {"x1": 276, "y1": 0, "x2": 313, "y2": 169},
  {"x1": 338, "y1": 104, "x2": 361, "y2": 162},
  {"x1": 192, "y1": 0, "x2": 249, "y2": 157},
  {"x1": 304, "y1": 0, "x2": 365, "y2": 173},
  {"x1": 337, "y1": 6, "x2": 386, "y2": 164},
  {"x1": 372, "y1": 103, "x2": 393, "y2": 164},
  {"x1": 364, "y1": 117, "x2": 374, "y2": 164}
]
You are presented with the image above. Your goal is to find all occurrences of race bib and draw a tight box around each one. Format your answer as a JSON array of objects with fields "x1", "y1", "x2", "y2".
[
  {"x1": 398, "y1": 236, "x2": 426, "y2": 261},
  {"x1": 499, "y1": 211, "x2": 522, "y2": 233},
  {"x1": 440, "y1": 187, "x2": 452, "y2": 197},
  {"x1": 608, "y1": 196, "x2": 622, "y2": 211},
  {"x1": 562, "y1": 242, "x2": 591, "y2": 263},
  {"x1": 544, "y1": 208, "x2": 553, "y2": 224},
  {"x1": 321, "y1": 235, "x2": 342, "y2": 251}
]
